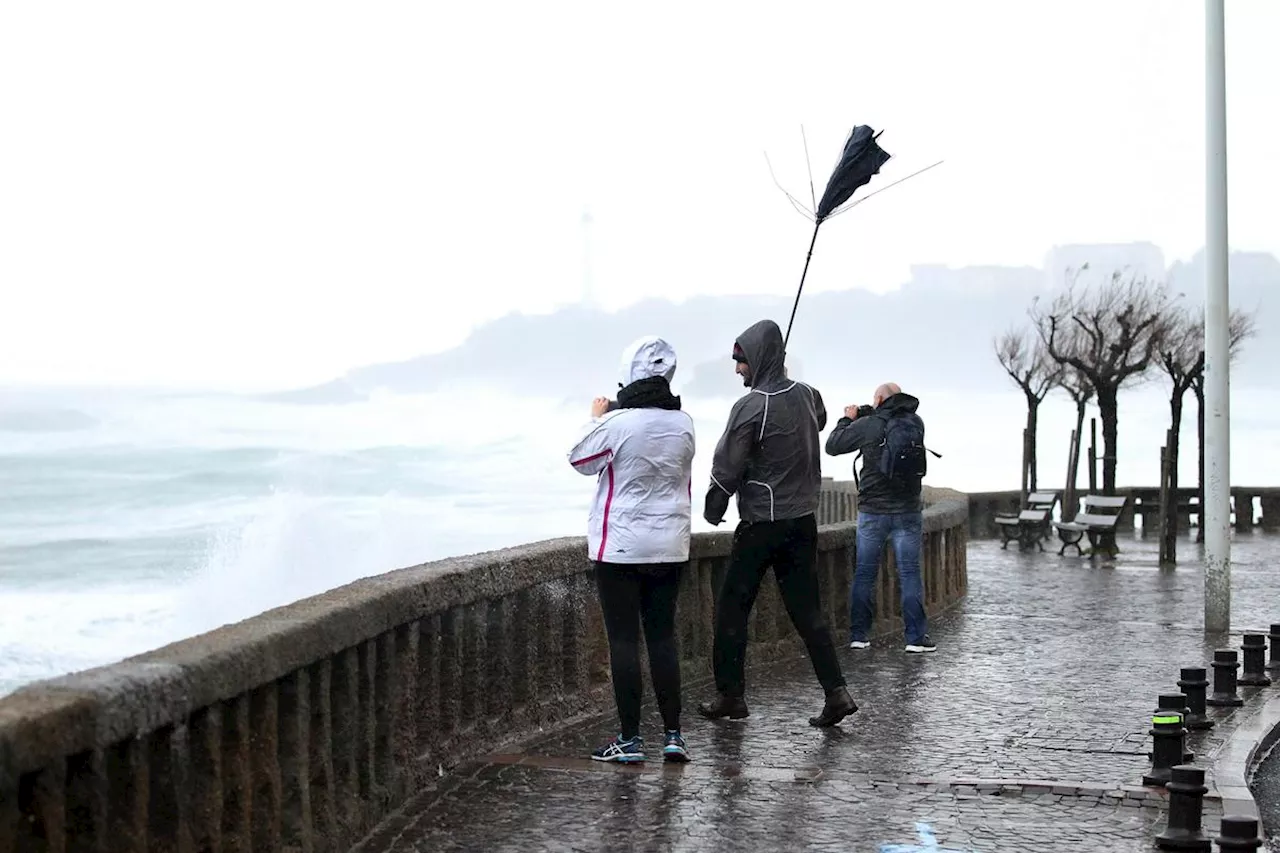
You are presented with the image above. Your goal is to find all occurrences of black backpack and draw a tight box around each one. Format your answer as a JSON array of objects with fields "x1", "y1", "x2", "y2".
[
  {"x1": 854, "y1": 410, "x2": 938, "y2": 492},
  {"x1": 879, "y1": 411, "x2": 929, "y2": 488}
]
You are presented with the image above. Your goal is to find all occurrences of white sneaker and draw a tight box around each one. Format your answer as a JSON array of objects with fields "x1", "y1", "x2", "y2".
[
  {"x1": 904, "y1": 636, "x2": 938, "y2": 654},
  {"x1": 849, "y1": 640, "x2": 871, "y2": 650}
]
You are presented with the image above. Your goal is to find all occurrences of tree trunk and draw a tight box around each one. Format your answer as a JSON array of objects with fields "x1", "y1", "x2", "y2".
[
  {"x1": 1168, "y1": 389, "x2": 1184, "y2": 531},
  {"x1": 1088, "y1": 418, "x2": 1098, "y2": 492},
  {"x1": 1064, "y1": 400, "x2": 1087, "y2": 521},
  {"x1": 1159, "y1": 430, "x2": 1174, "y2": 564},
  {"x1": 1071, "y1": 400, "x2": 1086, "y2": 497},
  {"x1": 1074, "y1": 400, "x2": 1087, "y2": 459},
  {"x1": 1164, "y1": 387, "x2": 1186, "y2": 564},
  {"x1": 1196, "y1": 382, "x2": 1206, "y2": 543},
  {"x1": 1064, "y1": 429, "x2": 1079, "y2": 522},
  {"x1": 1097, "y1": 385, "x2": 1119, "y2": 495},
  {"x1": 1020, "y1": 429, "x2": 1030, "y2": 508},
  {"x1": 1024, "y1": 391, "x2": 1040, "y2": 492}
]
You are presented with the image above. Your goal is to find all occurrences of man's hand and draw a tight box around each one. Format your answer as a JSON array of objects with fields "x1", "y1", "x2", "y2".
[
  {"x1": 591, "y1": 397, "x2": 611, "y2": 419},
  {"x1": 844, "y1": 405, "x2": 860, "y2": 420}
]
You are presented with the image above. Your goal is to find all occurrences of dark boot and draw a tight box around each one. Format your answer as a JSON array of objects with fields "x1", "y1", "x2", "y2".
[
  {"x1": 808, "y1": 686, "x2": 858, "y2": 727},
  {"x1": 697, "y1": 694, "x2": 749, "y2": 720}
]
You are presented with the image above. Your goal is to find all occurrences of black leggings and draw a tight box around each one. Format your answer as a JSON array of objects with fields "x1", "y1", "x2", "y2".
[{"x1": 594, "y1": 561, "x2": 685, "y2": 739}]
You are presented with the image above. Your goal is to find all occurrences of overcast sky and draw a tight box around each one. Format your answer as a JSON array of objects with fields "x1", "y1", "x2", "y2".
[{"x1": 2, "y1": 1, "x2": 1277, "y2": 390}]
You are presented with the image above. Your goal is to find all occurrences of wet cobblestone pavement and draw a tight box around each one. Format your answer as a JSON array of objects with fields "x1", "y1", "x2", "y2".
[{"x1": 373, "y1": 532, "x2": 1280, "y2": 852}]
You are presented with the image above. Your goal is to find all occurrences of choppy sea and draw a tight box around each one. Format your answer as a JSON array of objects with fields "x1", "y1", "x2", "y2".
[{"x1": 2, "y1": 381, "x2": 1275, "y2": 696}]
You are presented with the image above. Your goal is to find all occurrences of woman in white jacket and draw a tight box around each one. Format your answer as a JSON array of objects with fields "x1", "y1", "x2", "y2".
[{"x1": 568, "y1": 336, "x2": 696, "y2": 763}]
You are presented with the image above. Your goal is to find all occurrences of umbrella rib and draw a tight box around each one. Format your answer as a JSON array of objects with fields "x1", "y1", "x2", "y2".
[
  {"x1": 763, "y1": 151, "x2": 817, "y2": 221},
  {"x1": 827, "y1": 159, "x2": 945, "y2": 219},
  {"x1": 801, "y1": 125, "x2": 818, "y2": 212},
  {"x1": 785, "y1": 195, "x2": 818, "y2": 222}
]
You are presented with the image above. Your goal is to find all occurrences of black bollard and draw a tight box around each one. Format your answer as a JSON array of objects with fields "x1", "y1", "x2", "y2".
[
  {"x1": 1214, "y1": 815, "x2": 1262, "y2": 850},
  {"x1": 1157, "y1": 694, "x2": 1196, "y2": 762},
  {"x1": 1268, "y1": 624, "x2": 1280, "y2": 674},
  {"x1": 1154, "y1": 765, "x2": 1210, "y2": 851},
  {"x1": 1239, "y1": 634, "x2": 1272, "y2": 687},
  {"x1": 1143, "y1": 709, "x2": 1186, "y2": 787},
  {"x1": 1207, "y1": 649, "x2": 1244, "y2": 707},
  {"x1": 1178, "y1": 667, "x2": 1215, "y2": 730}
]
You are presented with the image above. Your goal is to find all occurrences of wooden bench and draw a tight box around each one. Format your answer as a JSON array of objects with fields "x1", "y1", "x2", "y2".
[
  {"x1": 993, "y1": 491, "x2": 1059, "y2": 545},
  {"x1": 995, "y1": 508, "x2": 1052, "y2": 551},
  {"x1": 1027, "y1": 490, "x2": 1059, "y2": 511},
  {"x1": 1027, "y1": 491, "x2": 1059, "y2": 537},
  {"x1": 1053, "y1": 495, "x2": 1128, "y2": 556}
]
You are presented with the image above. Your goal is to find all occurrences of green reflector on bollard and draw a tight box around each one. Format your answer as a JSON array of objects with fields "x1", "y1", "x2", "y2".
[{"x1": 1152, "y1": 715, "x2": 1182, "y2": 724}]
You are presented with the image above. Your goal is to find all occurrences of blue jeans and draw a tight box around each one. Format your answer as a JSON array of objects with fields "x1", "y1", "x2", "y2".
[{"x1": 850, "y1": 511, "x2": 927, "y2": 644}]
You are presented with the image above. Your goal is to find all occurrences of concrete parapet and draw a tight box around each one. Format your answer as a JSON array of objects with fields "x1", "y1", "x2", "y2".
[{"x1": 0, "y1": 484, "x2": 968, "y2": 852}]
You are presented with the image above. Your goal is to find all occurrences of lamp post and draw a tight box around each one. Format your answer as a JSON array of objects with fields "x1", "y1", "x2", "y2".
[{"x1": 1203, "y1": 0, "x2": 1231, "y2": 634}]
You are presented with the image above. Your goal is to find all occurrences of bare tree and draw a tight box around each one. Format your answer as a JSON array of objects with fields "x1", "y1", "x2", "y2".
[
  {"x1": 994, "y1": 327, "x2": 1062, "y2": 493},
  {"x1": 1187, "y1": 309, "x2": 1258, "y2": 541},
  {"x1": 1033, "y1": 269, "x2": 1174, "y2": 495},
  {"x1": 1156, "y1": 306, "x2": 1203, "y2": 555},
  {"x1": 1156, "y1": 307, "x2": 1202, "y2": 532}
]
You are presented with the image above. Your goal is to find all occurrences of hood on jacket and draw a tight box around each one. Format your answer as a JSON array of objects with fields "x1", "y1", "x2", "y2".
[
  {"x1": 618, "y1": 336, "x2": 678, "y2": 387},
  {"x1": 878, "y1": 392, "x2": 920, "y2": 415},
  {"x1": 733, "y1": 319, "x2": 786, "y2": 389}
]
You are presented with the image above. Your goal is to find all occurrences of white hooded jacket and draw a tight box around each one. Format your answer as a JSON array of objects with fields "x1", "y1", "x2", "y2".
[{"x1": 568, "y1": 336, "x2": 696, "y2": 564}]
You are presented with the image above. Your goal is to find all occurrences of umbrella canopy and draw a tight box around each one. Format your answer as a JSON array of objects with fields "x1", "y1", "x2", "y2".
[{"x1": 815, "y1": 125, "x2": 892, "y2": 221}]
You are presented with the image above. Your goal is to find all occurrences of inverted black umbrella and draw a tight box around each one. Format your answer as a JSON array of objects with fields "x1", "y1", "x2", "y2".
[
  {"x1": 773, "y1": 125, "x2": 942, "y2": 350},
  {"x1": 816, "y1": 125, "x2": 891, "y2": 220}
]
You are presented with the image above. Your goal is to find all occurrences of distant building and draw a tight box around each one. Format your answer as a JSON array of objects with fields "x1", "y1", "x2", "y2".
[
  {"x1": 901, "y1": 263, "x2": 1044, "y2": 297},
  {"x1": 1042, "y1": 242, "x2": 1167, "y2": 290}
]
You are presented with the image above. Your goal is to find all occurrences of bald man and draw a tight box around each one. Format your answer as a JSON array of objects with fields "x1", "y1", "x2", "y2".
[{"x1": 825, "y1": 382, "x2": 936, "y2": 653}]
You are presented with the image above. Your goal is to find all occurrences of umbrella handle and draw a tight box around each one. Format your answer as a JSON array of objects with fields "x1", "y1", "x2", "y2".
[{"x1": 782, "y1": 220, "x2": 823, "y2": 352}]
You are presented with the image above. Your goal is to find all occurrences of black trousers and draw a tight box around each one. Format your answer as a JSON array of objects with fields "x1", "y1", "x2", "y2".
[
  {"x1": 712, "y1": 513, "x2": 846, "y2": 698},
  {"x1": 594, "y1": 561, "x2": 685, "y2": 738}
]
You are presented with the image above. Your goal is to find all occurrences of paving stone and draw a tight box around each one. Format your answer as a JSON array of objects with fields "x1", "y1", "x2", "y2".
[{"x1": 373, "y1": 534, "x2": 1280, "y2": 852}]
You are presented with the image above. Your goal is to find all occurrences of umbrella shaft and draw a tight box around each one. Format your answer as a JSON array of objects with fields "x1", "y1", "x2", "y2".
[{"x1": 783, "y1": 221, "x2": 823, "y2": 352}]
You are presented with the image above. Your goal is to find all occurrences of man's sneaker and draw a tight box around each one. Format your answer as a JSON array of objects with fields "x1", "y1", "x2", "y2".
[
  {"x1": 662, "y1": 731, "x2": 690, "y2": 763},
  {"x1": 808, "y1": 686, "x2": 859, "y2": 727},
  {"x1": 696, "y1": 694, "x2": 749, "y2": 720},
  {"x1": 591, "y1": 735, "x2": 645, "y2": 763},
  {"x1": 905, "y1": 635, "x2": 938, "y2": 653},
  {"x1": 849, "y1": 640, "x2": 871, "y2": 650}
]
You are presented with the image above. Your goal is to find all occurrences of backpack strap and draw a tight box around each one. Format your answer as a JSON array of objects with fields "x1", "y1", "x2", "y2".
[{"x1": 853, "y1": 411, "x2": 891, "y2": 489}]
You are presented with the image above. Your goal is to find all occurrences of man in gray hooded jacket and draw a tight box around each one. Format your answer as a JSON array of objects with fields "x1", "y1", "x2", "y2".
[{"x1": 698, "y1": 319, "x2": 857, "y2": 728}]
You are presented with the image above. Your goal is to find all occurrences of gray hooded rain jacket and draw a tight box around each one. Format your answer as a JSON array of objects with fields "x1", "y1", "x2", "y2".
[{"x1": 704, "y1": 319, "x2": 827, "y2": 526}]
